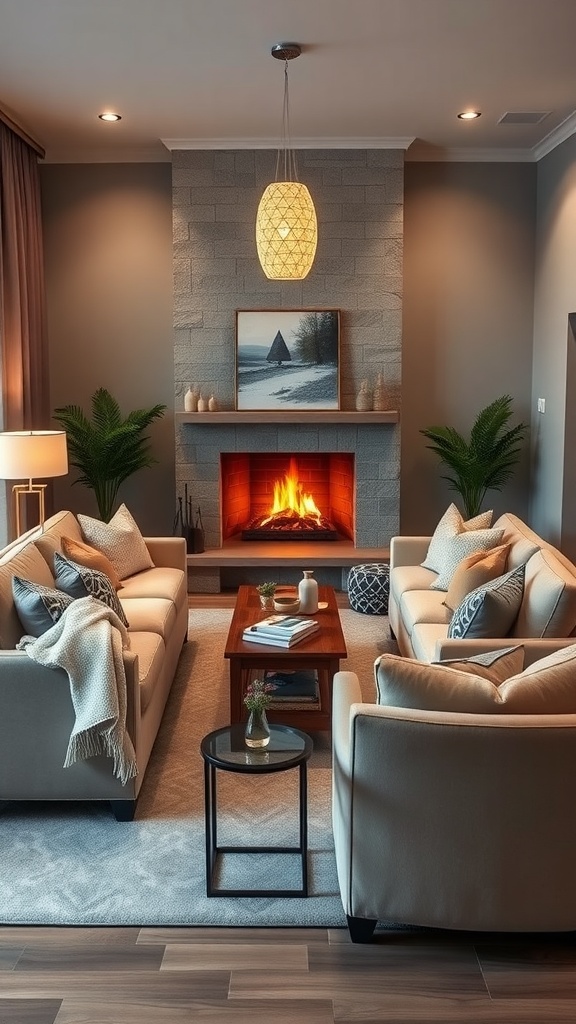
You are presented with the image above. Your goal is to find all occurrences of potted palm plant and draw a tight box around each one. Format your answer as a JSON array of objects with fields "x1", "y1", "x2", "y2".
[
  {"x1": 420, "y1": 394, "x2": 528, "y2": 519},
  {"x1": 53, "y1": 387, "x2": 166, "y2": 522}
]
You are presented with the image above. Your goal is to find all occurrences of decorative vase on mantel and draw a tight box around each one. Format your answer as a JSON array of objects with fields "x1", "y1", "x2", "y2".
[
  {"x1": 356, "y1": 379, "x2": 372, "y2": 412},
  {"x1": 245, "y1": 707, "x2": 271, "y2": 748},
  {"x1": 184, "y1": 386, "x2": 198, "y2": 412}
]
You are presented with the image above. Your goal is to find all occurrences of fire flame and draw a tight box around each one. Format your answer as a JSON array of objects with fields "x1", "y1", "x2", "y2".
[{"x1": 261, "y1": 457, "x2": 322, "y2": 525}]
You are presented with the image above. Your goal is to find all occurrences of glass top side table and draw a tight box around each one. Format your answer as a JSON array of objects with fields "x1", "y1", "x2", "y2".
[{"x1": 200, "y1": 723, "x2": 313, "y2": 897}]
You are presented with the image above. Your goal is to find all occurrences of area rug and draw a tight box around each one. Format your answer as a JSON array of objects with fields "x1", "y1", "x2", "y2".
[{"x1": 0, "y1": 607, "x2": 395, "y2": 926}]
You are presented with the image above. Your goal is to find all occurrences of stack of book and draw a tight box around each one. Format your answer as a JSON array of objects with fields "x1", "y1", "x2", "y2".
[
  {"x1": 242, "y1": 614, "x2": 319, "y2": 648},
  {"x1": 264, "y1": 670, "x2": 320, "y2": 709}
]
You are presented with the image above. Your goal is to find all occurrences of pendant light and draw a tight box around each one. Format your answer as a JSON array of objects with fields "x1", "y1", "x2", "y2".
[{"x1": 256, "y1": 43, "x2": 317, "y2": 281}]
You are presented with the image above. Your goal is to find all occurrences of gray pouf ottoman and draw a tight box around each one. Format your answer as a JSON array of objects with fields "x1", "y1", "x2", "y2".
[{"x1": 347, "y1": 563, "x2": 390, "y2": 615}]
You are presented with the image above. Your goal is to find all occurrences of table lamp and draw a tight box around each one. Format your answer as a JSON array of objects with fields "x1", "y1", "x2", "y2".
[{"x1": 0, "y1": 430, "x2": 68, "y2": 536}]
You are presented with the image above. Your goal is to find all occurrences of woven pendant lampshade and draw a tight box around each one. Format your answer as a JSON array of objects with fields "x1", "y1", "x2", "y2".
[{"x1": 256, "y1": 44, "x2": 317, "y2": 281}]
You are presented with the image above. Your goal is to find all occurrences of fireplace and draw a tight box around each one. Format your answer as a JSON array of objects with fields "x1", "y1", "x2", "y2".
[{"x1": 220, "y1": 452, "x2": 355, "y2": 543}]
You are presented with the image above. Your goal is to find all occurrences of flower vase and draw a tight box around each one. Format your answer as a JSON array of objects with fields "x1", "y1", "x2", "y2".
[{"x1": 245, "y1": 708, "x2": 271, "y2": 748}]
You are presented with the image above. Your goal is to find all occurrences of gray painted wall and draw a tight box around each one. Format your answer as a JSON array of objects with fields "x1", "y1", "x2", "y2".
[
  {"x1": 40, "y1": 163, "x2": 174, "y2": 535},
  {"x1": 531, "y1": 133, "x2": 576, "y2": 553},
  {"x1": 402, "y1": 161, "x2": 536, "y2": 535}
]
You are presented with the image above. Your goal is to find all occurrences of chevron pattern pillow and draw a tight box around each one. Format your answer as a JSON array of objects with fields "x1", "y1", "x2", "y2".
[
  {"x1": 12, "y1": 577, "x2": 74, "y2": 637},
  {"x1": 448, "y1": 564, "x2": 526, "y2": 640}
]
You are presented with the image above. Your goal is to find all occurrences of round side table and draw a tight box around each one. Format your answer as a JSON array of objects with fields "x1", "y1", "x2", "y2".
[{"x1": 200, "y1": 723, "x2": 313, "y2": 898}]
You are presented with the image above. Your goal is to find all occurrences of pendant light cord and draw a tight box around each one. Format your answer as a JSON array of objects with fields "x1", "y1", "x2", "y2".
[{"x1": 274, "y1": 59, "x2": 299, "y2": 183}]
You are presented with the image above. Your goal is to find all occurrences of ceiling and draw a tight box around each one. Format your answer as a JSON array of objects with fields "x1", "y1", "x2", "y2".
[{"x1": 2, "y1": 0, "x2": 576, "y2": 163}]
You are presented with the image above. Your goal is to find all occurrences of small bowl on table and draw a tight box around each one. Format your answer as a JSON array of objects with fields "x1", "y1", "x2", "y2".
[{"x1": 273, "y1": 595, "x2": 300, "y2": 614}]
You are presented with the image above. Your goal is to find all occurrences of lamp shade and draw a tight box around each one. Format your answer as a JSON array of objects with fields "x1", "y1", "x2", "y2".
[
  {"x1": 0, "y1": 431, "x2": 68, "y2": 480},
  {"x1": 256, "y1": 181, "x2": 318, "y2": 280}
]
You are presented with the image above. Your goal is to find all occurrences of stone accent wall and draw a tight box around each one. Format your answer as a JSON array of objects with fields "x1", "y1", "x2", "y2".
[{"x1": 172, "y1": 148, "x2": 403, "y2": 570}]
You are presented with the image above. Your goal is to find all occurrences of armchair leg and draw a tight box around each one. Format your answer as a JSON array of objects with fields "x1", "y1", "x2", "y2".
[
  {"x1": 347, "y1": 915, "x2": 377, "y2": 943},
  {"x1": 110, "y1": 799, "x2": 136, "y2": 822}
]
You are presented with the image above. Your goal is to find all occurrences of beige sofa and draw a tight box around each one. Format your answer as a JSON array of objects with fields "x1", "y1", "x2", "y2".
[
  {"x1": 0, "y1": 510, "x2": 188, "y2": 820},
  {"x1": 389, "y1": 512, "x2": 576, "y2": 660},
  {"x1": 332, "y1": 658, "x2": 576, "y2": 942}
]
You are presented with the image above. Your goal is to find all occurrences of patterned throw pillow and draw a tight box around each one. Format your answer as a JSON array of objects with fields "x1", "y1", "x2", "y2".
[
  {"x1": 448, "y1": 564, "x2": 526, "y2": 641},
  {"x1": 12, "y1": 576, "x2": 74, "y2": 637},
  {"x1": 422, "y1": 503, "x2": 494, "y2": 574},
  {"x1": 53, "y1": 553, "x2": 129, "y2": 627},
  {"x1": 61, "y1": 535, "x2": 122, "y2": 590},
  {"x1": 429, "y1": 528, "x2": 505, "y2": 591},
  {"x1": 78, "y1": 504, "x2": 154, "y2": 581},
  {"x1": 443, "y1": 543, "x2": 511, "y2": 611},
  {"x1": 432, "y1": 645, "x2": 525, "y2": 684}
]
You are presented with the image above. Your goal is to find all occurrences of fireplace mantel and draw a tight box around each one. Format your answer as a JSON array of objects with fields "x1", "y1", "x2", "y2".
[{"x1": 176, "y1": 411, "x2": 399, "y2": 424}]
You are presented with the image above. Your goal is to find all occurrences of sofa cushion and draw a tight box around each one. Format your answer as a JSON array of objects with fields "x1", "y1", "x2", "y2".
[
  {"x1": 128, "y1": 631, "x2": 166, "y2": 713},
  {"x1": 430, "y1": 528, "x2": 505, "y2": 591},
  {"x1": 34, "y1": 511, "x2": 84, "y2": 571},
  {"x1": 499, "y1": 644, "x2": 576, "y2": 713},
  {"x1": 119, "y1": 597, "x2": 177, "y2": 641},
  {"x1": 12, "y1": 577, "x2": 74, "y2": 637},
  {"x1": 422, "y1": 503, "x2": 494, "y2": 573},
  {"x1": 0, "y1": 544, "x2": 55, "y2": 649},
  {"x1": 510, "y1": 548, "x2": 576, "y2": 639},
  {"x1": 448, "y1": 564, "x2": 526, "y2": 640},
  {"x1": 443, "y1": 544, "x2": 510, "y2": 612},
  {"x1": 432, "y1": 645, "x2": 525, "y2": 683},
  {"x1": 410, "y1": 623, "x2": 450, "y2": 662},
  {"x1": 78, "y1": 504, "x2": 154, "y2": 580},
  {"x1": 400, "y1": 589, "x2": 451, "y2": 633},
  {"x1": 53, "y1": 553, "x2": 129, "y2": 627},
  {"x1": 118, "y1": 566, "x2": 186, "y2": 608},
  {"x1": 61, "y1": 536, "x2": 122, "y2": 590},
  {"x1": 375, "y1": 652, "x2": 504, "y2": 713}
]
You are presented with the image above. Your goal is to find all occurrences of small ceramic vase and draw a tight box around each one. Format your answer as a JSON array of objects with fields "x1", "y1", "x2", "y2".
[
  {"x1": 373, "y1": 371, "x2": 387, "y2": 411},
  {"x1": 197, "y1": 394, "x2": 208, "y2": 412},
  {"x1": 298, "y1": 570, "x2": 319, "y2": 614},
  {"x1": 184, "y1": 386, "x2": 198, "y2": 412},
  {"x1": 356, "y1": 379, "x2": 372, "y2": 412},
  {"x1": 208, "y1": 394, "x2": 218, "y2": 412}
]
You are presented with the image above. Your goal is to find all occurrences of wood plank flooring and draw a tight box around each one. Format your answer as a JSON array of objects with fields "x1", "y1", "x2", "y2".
[{"x1": 2, "y1": 594, "x2": 576, "y2": 1022}]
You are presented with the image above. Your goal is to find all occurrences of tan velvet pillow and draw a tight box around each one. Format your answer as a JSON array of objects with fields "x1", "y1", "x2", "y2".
[
  {"x1": 374, "y1": 650, "x2": 522, "y2": 713},
  {"x1": 499, "y1": 644, "x2": 576, "y2": 713},
  {"x1": 61, "y1": 535, "x2": 122, "y2": 590},
  {"x1": 444, "y1": 543, "x2": 511, "y2": 612}
]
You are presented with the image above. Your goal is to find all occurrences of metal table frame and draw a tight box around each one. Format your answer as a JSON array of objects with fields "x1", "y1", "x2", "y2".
[{"x1": 201, "y1": 724, "x2": 312, "y2": 898}]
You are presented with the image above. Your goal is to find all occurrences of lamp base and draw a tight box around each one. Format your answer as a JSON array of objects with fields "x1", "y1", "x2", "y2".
[{"x1": 12, "y1": 483, "x2": 47, "y2": 537}]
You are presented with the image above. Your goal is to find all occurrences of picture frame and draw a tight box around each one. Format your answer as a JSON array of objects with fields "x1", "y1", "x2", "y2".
[{"x1": 235, "y1": 309, "x2": 340, "y2": 411}]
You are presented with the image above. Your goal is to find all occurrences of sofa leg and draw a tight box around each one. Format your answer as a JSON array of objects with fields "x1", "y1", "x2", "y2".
[
  {"x1": 347, "y1": 915, "x2": 377, "y2": 943},
  {"x1": 110, "y1": 799, "x2": 136, "y2": 822}
]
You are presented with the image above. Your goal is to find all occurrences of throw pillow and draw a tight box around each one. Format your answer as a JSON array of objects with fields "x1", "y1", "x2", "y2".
[
  {"x1": 499, "y1": 643, "x2": 576, "y2": 714},
  {"x1": 448, "y1": 563, "x2": 526, "y2": 641},
  {"x1": 78, "y1": 503, "x2": 154, "y2": 580},
  {"x1": 375, "y1": 652, "x2": 503, "y2": 713},
  {"x1": 432, "y1": 645, "x2": 525, "y2": 684},
  {"x1": 12, "y1": 576, "x2": 74, "y2": 637},
  {"x1": 443, "y1": 543, "x2": 510, "y2": 612},
  {"x1": 53, "y1": 553, "x2": 129, "y2": 627},
  {"x1": 61, "y1": 535, "x2": 122, "y2": 590},
  {"x1": 422, "y1": 503, "x2": 494, "y2": 574},
  {"x1": 429, "y1": 527, "x2": 505, "y2": 591}
]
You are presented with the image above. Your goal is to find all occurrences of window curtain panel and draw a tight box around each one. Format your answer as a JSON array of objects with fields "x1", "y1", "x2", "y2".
[{"x1": 0, "y1": 121, "x2": 50, "y2": 541}]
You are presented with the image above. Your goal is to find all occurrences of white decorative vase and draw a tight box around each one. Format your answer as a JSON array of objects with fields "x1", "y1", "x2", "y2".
[
  {"x1": 298, "y1": 570, "x2": 318, "y2": 614},
  {"x1": 373, "y1": 371, "x2": 387, "y2": 411},
  {"x1": 197, "y1": 394, "x2": 208, "y2": 412},
  {"x1": 356, "y1": 380, "x2": 372, "y2": 412},
  {"x1": 184, "y1": 386, "x2": 198, "y2": 412},
  {"x1": 208, "y1": 394, "x2": 218, "y2": 412}
]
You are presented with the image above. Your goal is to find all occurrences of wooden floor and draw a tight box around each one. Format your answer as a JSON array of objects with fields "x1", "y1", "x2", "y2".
[{"x1": 3, "y1": 594, "x2": 576, "y2": 1022}]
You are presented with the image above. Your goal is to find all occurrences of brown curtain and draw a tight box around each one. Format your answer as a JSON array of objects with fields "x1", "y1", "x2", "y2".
[{"x1": 0, "y1": 122, "x2": 50, "y2": 539}]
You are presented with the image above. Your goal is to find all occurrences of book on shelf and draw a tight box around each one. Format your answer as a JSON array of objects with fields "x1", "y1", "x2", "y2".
[
  {"x1": 241, "y1": 623, "x2": 318, "y2": 648},
  {"x1": 264, "y1": 670, "x2": 319, "y2": 703}
]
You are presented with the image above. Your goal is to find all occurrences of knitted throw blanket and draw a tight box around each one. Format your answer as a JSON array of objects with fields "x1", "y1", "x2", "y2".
[{"x1": 18, "y1": 596, "x2": 137, "y2": 785}]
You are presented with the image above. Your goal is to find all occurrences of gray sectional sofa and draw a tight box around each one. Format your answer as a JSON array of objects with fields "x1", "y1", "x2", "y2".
[{"x1": 0, "y1": 510, "x2": 188, "y2": 820}]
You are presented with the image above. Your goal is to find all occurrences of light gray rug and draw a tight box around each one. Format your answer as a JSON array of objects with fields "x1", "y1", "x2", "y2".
[{"x1": 0, "y1": 607, "x2": 395, "y2": 926}]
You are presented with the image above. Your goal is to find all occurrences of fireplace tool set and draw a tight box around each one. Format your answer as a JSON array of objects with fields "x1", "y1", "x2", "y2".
[{"x1": 174, "y1": 484, "x2": 204, "y2": 552}]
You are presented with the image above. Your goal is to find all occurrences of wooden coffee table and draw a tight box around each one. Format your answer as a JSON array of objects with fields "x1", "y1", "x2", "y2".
[{"x1": 224, "y1": 585, "x2": 347, "y2": 733}]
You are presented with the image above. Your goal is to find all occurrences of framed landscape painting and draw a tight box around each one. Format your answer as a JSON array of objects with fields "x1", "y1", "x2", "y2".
[{"x1": 235, "y1": 309, "x2": 340, "y2": 411}]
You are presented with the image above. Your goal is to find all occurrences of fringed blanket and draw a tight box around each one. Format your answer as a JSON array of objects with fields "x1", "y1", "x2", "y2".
[{"x1": 18, "y1": 596, "x2": 137, "y2": 785}]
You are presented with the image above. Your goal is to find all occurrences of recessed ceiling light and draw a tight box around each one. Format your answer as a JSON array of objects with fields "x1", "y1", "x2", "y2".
[
  {"x1": 457, "y1": 110, "x2": 481, "y2": 120},
  {"x1": 98, "y1": 112, "x2": 122, "y2": 122}
]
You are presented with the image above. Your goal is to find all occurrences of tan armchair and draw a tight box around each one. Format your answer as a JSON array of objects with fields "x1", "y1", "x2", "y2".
[{"x1": 332, "y1": 668, "x2": 576, "y2": 943}]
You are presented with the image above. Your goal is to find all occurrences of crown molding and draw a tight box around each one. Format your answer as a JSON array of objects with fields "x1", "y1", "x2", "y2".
[
  {"x1": 161, "y1": 135, "x2": 416, "y2": 151},
  {"x1": 532, "y1": 110, "x2": 576, "y2": 161},
  {"x1": 406, "y1": 145, "x2": 537, "y2": 163}
]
